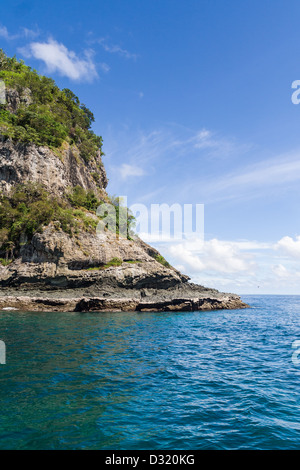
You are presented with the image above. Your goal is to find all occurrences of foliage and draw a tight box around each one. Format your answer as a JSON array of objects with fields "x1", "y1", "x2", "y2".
[
  {"x1": 154, "y1": 254, "x2": 171, "y2": 268},
  {"x1": 87, "y1": 257, "x2": 123, "y2": 271},
  {"x1": 0, "y1": 258, "x2": 12, "y2": 266},
  {"x1": 104, "y1": 257, "x2": 123, "y2": 267},
  {"x1": 0, "y1": 50, "x2": 104, "y2": 162},
  {"x1": 107, "y1": 196, "x2": 136, "y2": 239},
  {"x1": 67, "y1": 185, "x2": 100, "y2": 212},
  {"x1": 0, "y1": 184, "x2": 136, "y2": 260},
  {"x1": 67, "y1": 191, "x2": 136, "y2": 238},
  {"x1": 0, "y1": 184, "x2": 98, "y2": 260}
]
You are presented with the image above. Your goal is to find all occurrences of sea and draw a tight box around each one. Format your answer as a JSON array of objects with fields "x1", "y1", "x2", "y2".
[{"x1": 0, "y1": 295, "x2": 299, "y2": 450}]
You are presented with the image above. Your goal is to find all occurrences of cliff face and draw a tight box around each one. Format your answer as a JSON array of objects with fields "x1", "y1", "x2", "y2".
[
  {"x1": 0, "y1": 139, "x2": 108, "y2": 197},
  {"x1": 0, "y1": 222, "x2": 188, "y2": 289},
  {"x1": 5, "y1": 87, "x2": 32, "y2": 114}
]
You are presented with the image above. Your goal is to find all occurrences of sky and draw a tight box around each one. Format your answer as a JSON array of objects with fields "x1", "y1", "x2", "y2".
[{"x1": 1, "y1": 0, "x2": 300, "y2": 294}]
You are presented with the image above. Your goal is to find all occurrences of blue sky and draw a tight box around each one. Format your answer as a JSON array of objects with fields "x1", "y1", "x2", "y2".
[{"x1": 2, "y1": 0, "x2": 300, "y2": 294}]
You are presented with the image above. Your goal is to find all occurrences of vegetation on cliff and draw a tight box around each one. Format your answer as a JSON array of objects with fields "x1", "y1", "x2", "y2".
[
  {"x1": 0, "y1": 49, "x2": 103, "y2": 163},
  {"x1": 0, "y1": 184, "x2": 93, "y2": 261},
  {"x1": 0, "y1": 184, "x2": 136, "y2": 262}
]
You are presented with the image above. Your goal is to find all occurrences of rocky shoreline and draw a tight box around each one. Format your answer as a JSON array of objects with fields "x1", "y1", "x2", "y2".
[
  {"x1": 0, "y1": 283, "x2": 249, "y2": 312},
  {"x1": 0, "y1": 294, "x2": 248, "y2": 313},
  {"x1": 0, "y1": 218, "x2": 249, "y2": 313}
]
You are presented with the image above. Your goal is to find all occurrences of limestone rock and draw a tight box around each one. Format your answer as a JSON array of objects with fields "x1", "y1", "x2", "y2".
[
  {"x1": 0, "y1": 140, "x2": 107, "y2": 197},
  {"x1": 5, "y1": 87, "x2": 32, "y2": 114}
]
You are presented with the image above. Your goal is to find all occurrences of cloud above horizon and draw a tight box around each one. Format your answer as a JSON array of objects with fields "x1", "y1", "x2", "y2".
[
  {"x1": 164, "y1": 237, "x2": 256, "y2": 275},
  {"x1": 18, "y1": 39, "x2": 98, "y2": 81},
  {"x1": 139, "y1": 233, "x2": 300, "y2": 294},
  {"x1": 275, "y1": 235, "x2": 300, "y2": 259}
]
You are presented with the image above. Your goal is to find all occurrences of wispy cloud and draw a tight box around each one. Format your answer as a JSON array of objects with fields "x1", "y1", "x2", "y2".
[
  {"x1": 99, "y1": 62, "x2": 110, "y2": 73},
  {"x1": 193, "y1": 128, "x2": 248, "y2": 158},
  {"x1": 18, "y1": 39, "x2": 98, "y2": 81},
  {"x1": 198, "y1": 150, "x2": 300, "y2": 202},
  {"x1": 172, "y1": 127, "x2": 252, "y2": 160},
  {"x1": 106, "y1": 129, "x2": 177, "y2": 189},
  {"x1": 22, "y1": 27, "x2": 40, "y2": 39},
  {"x1": 0, "y1": 25, "x2": 17, "y2": 40},
  {"x1": 0, "y1": 25, "x2": 39, "y2": 41},
  {"x1": 105, "y1": 124, "x2": 300, "y2": 210},
  {"x1": 94, "y1": 37, "x2": 138, "y2": 60},
  {"x1": 118, "y1": 163, "x2": 145, "y2": 179},
  {"x1": 105, "y1": 124, "x2": 252, "y2": 200}
]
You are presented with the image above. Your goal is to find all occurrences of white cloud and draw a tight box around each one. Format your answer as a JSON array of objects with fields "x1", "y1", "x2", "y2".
[
  {"x1": 195, "y1": 129, "x2": 212, "y2": 142},
  {"x1": 163, "y1": 234, "x2": 300, "y2": 292},
  {"x1": 271, "y1": 263, "x2": 300, "y2": 284},
  {"x1": 275, "y1": 235, "x2": 300, "y2": 259},
  {"x1": 106, "y1": 128, "x2": 190, "y2": 187},
  {"x1": 18, "y1": 39, "x2": 98, "y2": 81},
  {"x1": 137, "y1": 229, "x2": 300, "y2": 294},
  {"x1": 272, "y1": 264, "x2": 291, "y2": 279},
  {"x1": 163, "y1": 237, "x2": 256, "y2": 275},
  {"x1": 119, "y1": 163, "x2": 145, "y2": 179}
]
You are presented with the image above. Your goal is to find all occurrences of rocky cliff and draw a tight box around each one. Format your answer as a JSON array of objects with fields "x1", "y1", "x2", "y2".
[
  {"x1": 0, "y1": 51, "x2": 248, "y2": 312},
  {"x1": 0, "y1": 139, "x2": 107, "y2": 197}
]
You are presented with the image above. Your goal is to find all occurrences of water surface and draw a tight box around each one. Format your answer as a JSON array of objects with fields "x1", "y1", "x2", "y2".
[{"x1": 0, "y1": 295, "x2": 299, "y2": 449}]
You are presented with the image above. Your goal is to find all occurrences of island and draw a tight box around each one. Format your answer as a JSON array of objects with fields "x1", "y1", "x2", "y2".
[{"x1": 0, "y1": 50, "x2": 248, "y2": 312}]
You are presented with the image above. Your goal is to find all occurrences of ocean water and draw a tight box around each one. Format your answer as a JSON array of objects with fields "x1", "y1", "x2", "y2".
[{"x1": 0, "y1": 295, "x2": 299, "y2": 450}]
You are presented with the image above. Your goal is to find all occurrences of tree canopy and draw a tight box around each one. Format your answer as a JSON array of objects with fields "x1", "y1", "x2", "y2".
[{"x1": 0, "y1": 50, "x2": 103, "y2": 163}]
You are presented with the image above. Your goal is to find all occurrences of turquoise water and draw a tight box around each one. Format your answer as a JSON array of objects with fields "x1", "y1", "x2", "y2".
[{"x1": 0, "y1": 295, "x2": 299, "y2": 450}]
